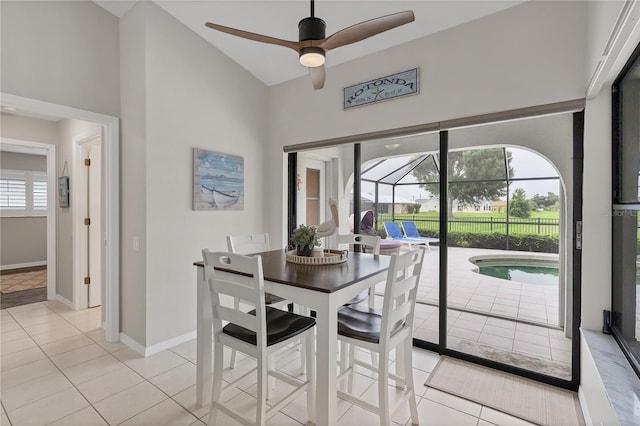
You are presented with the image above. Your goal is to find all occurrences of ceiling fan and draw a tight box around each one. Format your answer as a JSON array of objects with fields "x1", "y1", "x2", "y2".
[{"x1": 205, "y1": 0, "x2": 414, "y2": 90}]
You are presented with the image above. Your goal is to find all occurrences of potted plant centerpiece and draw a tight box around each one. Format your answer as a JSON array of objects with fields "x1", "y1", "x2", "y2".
[{"x1": 291, "y1": 224, "x2": 321, "y2": 257}]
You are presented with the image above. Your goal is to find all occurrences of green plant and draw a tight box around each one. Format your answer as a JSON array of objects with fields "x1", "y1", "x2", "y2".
[{"x1": 291, "y1": 224, "x2": 321, "y2": 250}]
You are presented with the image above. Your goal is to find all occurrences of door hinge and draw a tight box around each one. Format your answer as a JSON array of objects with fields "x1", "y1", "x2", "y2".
[
  {"x1": 84, "y1": 218, "x2": 91, "y2": 226},
  {"x1": 84, "y1": 158, "x2": 91, "y2": 166},
  {"x1": 84, "y1": 276, "x2": 91, "y2": 285},
  {"x1": 576, "y1": 220, "x2": 582, "y2": 250}
]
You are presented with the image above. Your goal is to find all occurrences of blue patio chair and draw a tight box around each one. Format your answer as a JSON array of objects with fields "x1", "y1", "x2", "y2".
[
  {"x1": 383, "y1": 221, "x2": 429, "y2": 248},
  {"x1": 400, "y1": 221, "x2": 439, "y2": 251}
]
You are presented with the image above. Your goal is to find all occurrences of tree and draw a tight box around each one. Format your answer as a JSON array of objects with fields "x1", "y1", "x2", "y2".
[
  {"x1": 404, "y1": 203, "x2": 421, "y2": 214},
  {"x1": 510, "y1": 188, "x2": 532, "y2": 218},
  {"x1": 531, "y1": 192, "x2": 559, "y2": 210},
  {"x1": 412, "y1": 149, "x2": 513, "y2": 218}
]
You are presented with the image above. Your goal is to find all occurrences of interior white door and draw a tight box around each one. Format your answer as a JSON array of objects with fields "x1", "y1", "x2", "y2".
[{"x1": 83, "y1": 138, "x2": 102, "y2": 308}]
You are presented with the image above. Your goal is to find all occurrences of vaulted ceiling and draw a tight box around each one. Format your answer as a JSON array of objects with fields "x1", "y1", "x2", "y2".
[{"x1": 94, "y1": 1, "x2": 525, "y2": 86}]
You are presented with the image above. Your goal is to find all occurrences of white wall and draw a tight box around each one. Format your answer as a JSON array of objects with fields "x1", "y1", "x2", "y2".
[
  {"x1": 120, "y1": 2, "x2": 270, "y2": 348},
  {"x1": 267, "y1": 0, "x2": 587, "y2": 247},
  {"x1": 0, "y1": 1, "x2": 120, "y2": 117},
  {"x1": 119, "y1": 1, "x2": 149, "y2": 349}
]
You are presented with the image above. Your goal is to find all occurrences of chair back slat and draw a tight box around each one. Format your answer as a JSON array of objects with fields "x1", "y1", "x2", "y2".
[
  {"x1": 380, "y1": 248, "x2": 425, "y2": 341},
  {"x1": 212, "y1": 278, "x2": 259, "y2": 306},
  {"x1": 337, "y1": 234, "x2": 381, "y2": 255},
  {"x1": 227, "y1": 233, "x2": 270, "y2": 255},
  {"x1": 202, "y1": 250, "x2": 268, "y2": 348},
  {"x1": 390, "y1": 300, "x2": 413, "y2": 325},
  {"x1": 216, "y1": 305, "x2": 258, "y2": 332},
  {"x1": 392, "y1": 275, "x2": 418, "y2": 299}
]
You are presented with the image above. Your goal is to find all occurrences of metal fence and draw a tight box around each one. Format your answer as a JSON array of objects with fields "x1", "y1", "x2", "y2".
[{"x1": 377, "y1": 214, "x2": 559, "y2": 235}]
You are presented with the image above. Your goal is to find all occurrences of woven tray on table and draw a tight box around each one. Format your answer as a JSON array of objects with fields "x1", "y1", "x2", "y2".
[{"x1": 285, "y1": 249, "x2": 348, "y2": 265}]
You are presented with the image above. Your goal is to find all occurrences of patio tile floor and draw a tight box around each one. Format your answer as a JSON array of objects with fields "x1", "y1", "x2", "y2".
[{"x1": 384, "y1": 246, "x2": 572, "y2": 380}]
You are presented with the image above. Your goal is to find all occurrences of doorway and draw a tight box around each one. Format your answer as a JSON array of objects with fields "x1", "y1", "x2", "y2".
[
  {"x1": 1, "y1": 93, "x2": 120, "y2": 342},
  {"x1": 0, "y1": 139, "x2": 56, "y2": 309}
]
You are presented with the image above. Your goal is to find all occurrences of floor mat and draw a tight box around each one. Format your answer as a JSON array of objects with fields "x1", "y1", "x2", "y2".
[
  {"x1": 0, "y1": 267, "x2": 47, "y2": 293},
  {"x1": 425, "y1": 357, "x2": 583, "y2": 426}
]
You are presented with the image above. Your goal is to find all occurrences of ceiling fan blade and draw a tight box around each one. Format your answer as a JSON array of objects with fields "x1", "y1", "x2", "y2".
[
  {"x1": 320, "y1": 11, "x2": 414, "y2": 51},
  {"x1": 309, "y1": 65, "x2": 326, "y2": 90},
  {"x1": 205, "y1": 22, "x2": 301, "y2": 52}
]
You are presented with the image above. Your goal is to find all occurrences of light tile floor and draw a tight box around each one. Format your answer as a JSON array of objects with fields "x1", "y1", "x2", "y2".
[{"x1": 1, "y1": 300, "x2": 553, "y2": 425}]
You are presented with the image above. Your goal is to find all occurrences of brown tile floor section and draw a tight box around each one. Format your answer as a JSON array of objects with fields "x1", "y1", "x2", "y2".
[{"x1": 0, "y1": 268, "x2": 47, "y2": 293}]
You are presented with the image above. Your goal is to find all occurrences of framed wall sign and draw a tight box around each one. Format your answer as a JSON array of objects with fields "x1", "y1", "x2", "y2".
[
  {"x1": 343, "y1": 68, "x2": 419, "y2": 110},
  {"x1": 58, "y1": 175, "x2": 69, "y2": 208},
  {"x1": 193, "y1": 148, "x2": 244, "y2": 211}
]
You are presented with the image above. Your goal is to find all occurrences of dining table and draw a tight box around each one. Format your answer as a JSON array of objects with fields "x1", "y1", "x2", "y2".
[{"x1": 194, "y1": 249, "x2": 391, "y2": 425}]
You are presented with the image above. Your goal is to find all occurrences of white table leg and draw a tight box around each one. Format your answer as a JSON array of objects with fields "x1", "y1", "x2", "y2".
[
  {"x1": 315, "y1": 296, "x2": 338, "y2": 426},
  {"x1": 196, "y1": 266, "x2": 212, "y2": 407}
]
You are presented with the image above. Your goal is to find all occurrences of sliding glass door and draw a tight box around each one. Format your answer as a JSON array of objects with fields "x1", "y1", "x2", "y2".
[
  {"x1": 286, "y1": 109, "x2": 582, "y2": 389},
  {"x1": 443, "y1": 114, "x2": 575, "y2": 384}
]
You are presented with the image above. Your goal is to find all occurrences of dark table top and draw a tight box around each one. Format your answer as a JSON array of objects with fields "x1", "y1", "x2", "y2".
[{"x1": 195, "y1": 249, "x2": 391, "y2": 293}]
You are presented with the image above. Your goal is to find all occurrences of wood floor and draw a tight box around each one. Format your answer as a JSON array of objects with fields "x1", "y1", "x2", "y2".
[{"x1": 1, "y1": 287, "x2": 47, "y2": 309}]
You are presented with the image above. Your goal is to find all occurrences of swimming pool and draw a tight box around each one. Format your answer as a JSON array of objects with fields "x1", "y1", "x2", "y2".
[{"x1": 470, "y1": 257, "x2": 559, "y2": 286}]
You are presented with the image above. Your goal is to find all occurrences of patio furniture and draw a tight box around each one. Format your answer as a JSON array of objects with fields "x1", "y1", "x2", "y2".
[
  {"x1": 383, "y1": 221, "x2": 437, "y2": 251},
  {"x1": 336, "y1": 247, "x2": 426, "y2": 425},
  {"x1": 201, "y1": 250, "x2": 316, "y2": 426}
]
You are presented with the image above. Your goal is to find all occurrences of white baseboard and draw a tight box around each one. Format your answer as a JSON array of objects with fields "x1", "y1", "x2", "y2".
[
  {"x1": 145, "y1": 331, "x2": 197, "y2": 357},
  {"x1": 55, "y1": 294, "x2": 74, "y2": 309},
  {"x1": 1, "y1": 261, "x2": 47, "y2": 271},
  {"x1": 119, "y1": 330, "x2": 197, "y2": 357},
  {"x1": 119, "y1": 333, "x2": 146, "y2": 356}
]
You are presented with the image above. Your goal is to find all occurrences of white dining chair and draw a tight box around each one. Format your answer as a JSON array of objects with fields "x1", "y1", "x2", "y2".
[
  {"x1": 336, "y1": 247, "x2": 426, "y2": 425},
  {"x1": 336, "y1": 233, "x2": 382, "y2": 368},
  {"x1": 202, "y1": 250, "x2": 316, "y2": 426},
  {"x1": 336, "y1": 233, "x2": 381, "y2": 308},
  {"x1": 226, "y1": 233, "x2": 290, "y2": 369}
]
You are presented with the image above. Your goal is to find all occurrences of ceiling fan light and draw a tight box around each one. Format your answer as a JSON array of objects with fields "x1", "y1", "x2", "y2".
[{"x1": 299, "y1": 47, "x2": 325, "y2": 67}]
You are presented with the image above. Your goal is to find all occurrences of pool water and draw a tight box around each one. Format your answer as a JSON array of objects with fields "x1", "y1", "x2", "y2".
[{"x1": 477, "y1": 264, "x2": 559, "y2": 286}]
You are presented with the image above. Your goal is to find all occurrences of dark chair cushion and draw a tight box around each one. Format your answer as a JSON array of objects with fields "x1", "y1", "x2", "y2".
[
  {"x1": 264, "y1": 292, "x2": 286, "y2": 305},
  {"x1": 343, "y1": 290, "x2": 369, "y2": 306},
  {"x1": 337, "y1": 304, "x2": 404, "y2": 344},
  {"x1": 223, "y1": 307, "x2": 315, "y2": 346}
]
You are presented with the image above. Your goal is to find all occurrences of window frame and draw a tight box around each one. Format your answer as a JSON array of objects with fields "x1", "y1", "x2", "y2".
[{"x1": 611, "y1": 40, "x2": 640, "y2": 379}]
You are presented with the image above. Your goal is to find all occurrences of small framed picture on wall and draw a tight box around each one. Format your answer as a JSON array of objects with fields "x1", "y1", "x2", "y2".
[{"x1": 58, "y1": 176, "x2": 69, "y2": 208}]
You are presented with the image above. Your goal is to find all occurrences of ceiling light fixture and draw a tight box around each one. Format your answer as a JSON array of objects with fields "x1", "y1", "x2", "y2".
[
  {"x1": 385, "y1": 143, "x2": 400, "y2": 150},
  {"x1": 299, "y1": 47, "x2": 325, "y2": 67}
]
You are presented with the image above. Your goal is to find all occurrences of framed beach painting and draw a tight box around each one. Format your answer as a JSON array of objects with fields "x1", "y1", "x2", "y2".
[{"x1": 193, "y1": 148, "x2": 244, "y2": 211}]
